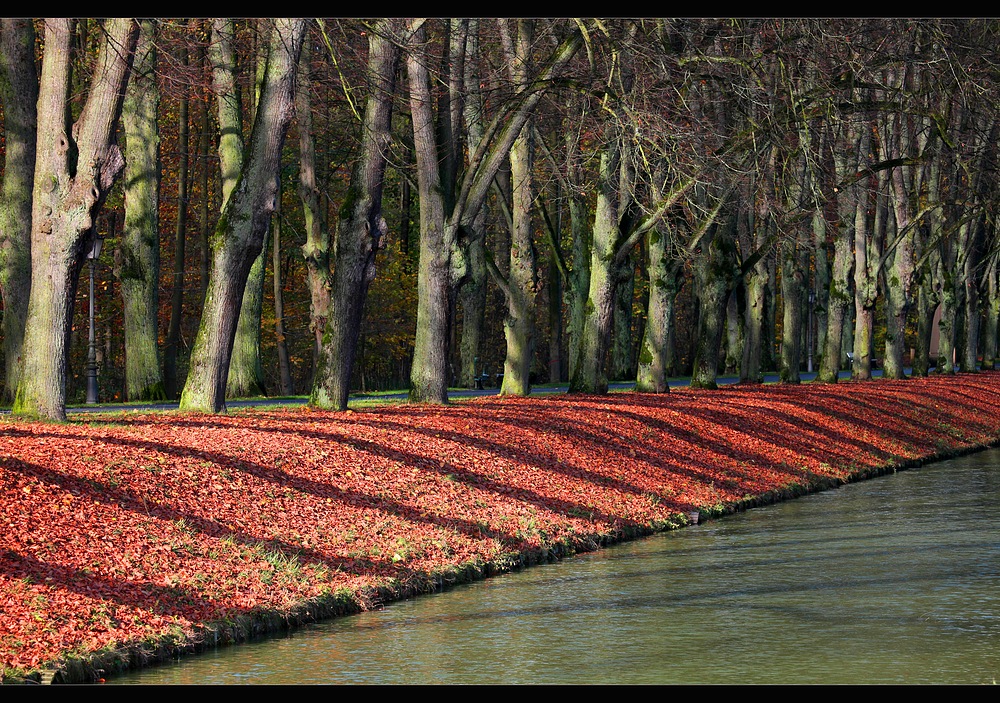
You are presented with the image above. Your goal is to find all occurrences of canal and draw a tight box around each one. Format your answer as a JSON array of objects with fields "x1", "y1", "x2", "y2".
[{"x1": 112, "y1": 446, "x2": 1000, "y2": 684}]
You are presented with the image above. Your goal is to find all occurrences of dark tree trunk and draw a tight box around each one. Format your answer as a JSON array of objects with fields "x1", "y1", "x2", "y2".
[
  {"x1": 273, "y1": 194, "x2": 293, "y2": 396},
  {"x1": 163, "y1": 38, "x2": 190, "y2": 400},
  {"x1": 0, "y1": 19, "x2": 37, "y2": 403}
]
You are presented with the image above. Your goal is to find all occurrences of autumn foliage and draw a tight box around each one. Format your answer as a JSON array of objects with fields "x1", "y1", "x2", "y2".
[{"x1": 3, "y1": 373, "x2": 1000, "y2": 681}]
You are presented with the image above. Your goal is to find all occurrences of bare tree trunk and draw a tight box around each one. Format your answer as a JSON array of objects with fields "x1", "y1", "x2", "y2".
[
  {"x1": 296, "y1": 40, "x2": 329, "y2": 374},
  {"x1": 458, "y1": 21, "x2": 487, "y2": 390},
  {"x1": 197, "y1": 21, "x2": 212, "y2": 304},
  {"x1": 227, "y1": 236, "x2": 268, "y2": 398},
  {"x1": 961, "y1": 216, "x2": 985, "y2": 373},
  {"x1": 611, "y1": 253, "x2": 635, "y2": 381},
  {"x1": 273, "y1": 194, "x2": 293, "y2": 395},
  {"x1": 817, "y1": 151, "x2": 857, "y2": 383},
  {"x1": 498, "y1": 19, "x2": 536, "y2": 397},
  {"x1": 565, "y1": 99, "x2": 591, "y2": 383},
  {"x1": 13, "y1": 19, "x2": 138, "y2": 420},
  {"x1": 690, "y1": 219, "x2": 736, "y2": 390},
  {"x1": 311, "y1": 19, "x2": 400, "y2": 410},
  {"x1": 779, "y1": 234, "x2": 806, "y2": 384},
  {"x1": 636, "y1": 222, "x2": 681, "y2": 393},
  {"x1": 741, "y1": 267, "x2": 767, "y2": 383},
  {"x1": 571, "y1": 145, "x2": 620, "y2": 394},
  {"x1": 226, "y1": 20, "x2": 267, "y2": 399},
  {"x1": 118, "y1": 20, "x2": 166, "y2": 401},
  {"x1": 852, "y1": 162, "x2": 881, "y2": 381},
  {"x1": 163, "y1": 37, "x2": 190, "y2": 400},
  {"x1": 407, "y1": 19, "x2": 583, "y2": 403},
  {"x1": 180, "y1": 18, "x2": 305, "y2": 413},
  {"x1": 0, "y1": 19, "x2": 37, "y2": 403}
]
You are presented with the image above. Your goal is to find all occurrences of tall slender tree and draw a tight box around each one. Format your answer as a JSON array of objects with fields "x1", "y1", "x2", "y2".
[
  {"x1": 0, "y1": 18, "x2": 37, "y2": 403},
  {"x1": 118, "y1": 19, "x2": 166, "y2": 401}
]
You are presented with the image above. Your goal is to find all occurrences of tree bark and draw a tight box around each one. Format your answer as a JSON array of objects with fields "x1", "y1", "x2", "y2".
[
  {"x1": 296, "y1": 39, "x2": 330, "y2": 375},
  {"x1": 458, "y1": 21, "x2": 487, "y2": 389},
  {"x1": 611, "y1": 253, "x2": 635, "y2": 381},
  {"x1": 982, "y1": 252, "x2": 1000, "y2": 371},
  {"x1": 0, "y1": 18, "x2": 37, "y2": 403},
  {"x1": 690, "y1": 218, "x2": 737, "y2": 390},
  {"x1": 225, "y1": 21, "x2": 267, "y2": 399},
  {"x1": 570, "y1": 144, "x2": 620, "y2": 394},
  {"x1": 498, "y1": 19, "x2": 536, "y2": 397}
]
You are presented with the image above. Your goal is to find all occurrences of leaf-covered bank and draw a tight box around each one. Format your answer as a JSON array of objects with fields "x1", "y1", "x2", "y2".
[{"x1": 3, "y1": 373, "x2": 1000, "y2": 683}]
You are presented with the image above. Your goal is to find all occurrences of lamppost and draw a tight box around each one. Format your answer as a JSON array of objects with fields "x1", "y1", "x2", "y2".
[{"x1": 85, "y1": 231, "x2": 103, "y2": 404}]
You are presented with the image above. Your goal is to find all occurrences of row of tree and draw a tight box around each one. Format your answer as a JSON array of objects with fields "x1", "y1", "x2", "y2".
[{"x1": 1, "y1": 19, "x2": 999, "y2": 421}]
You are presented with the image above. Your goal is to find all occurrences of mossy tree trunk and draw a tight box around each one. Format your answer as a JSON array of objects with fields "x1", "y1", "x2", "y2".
[
  {"x1": 272, "y1": 194, "x2": 293, "y2": 396},
  {"x1": 496, "y1": 20, "x2": 536, "y2": 398},
  {"x1": 819, "y1": 115, "x2": 866, "y2": 383},
  {"x1": 221, "y1": 20, "x2": 268, "y2": 400},
  {"x1": 118, "y1": 20, "x2": 166, "y2": 401},
  {"x1": 163, "y1": 38, "x2": 190, "y2": 400},
  {"x1": 960, "y1": 216, "x2": 985, "y2": 373},
  {"x1": 982, "y1": 252, "x2": 1000, "y2": 371},
  {"x1": 851, "y1": 151, "x2": 882, "y2": 382},
  {"x1": 779, "y1": 231, "x2": 807, "y2": 384},
  {"x1": 0, "y1": 19, "x2": 37, "y2": 403},
  {"x1": 741, "y1": 264, "x2": 768, "y2": 383},
  {"x1": 817, "y1": 182, "x2": 856, "y2": 383},
  {"x1": 296, "y1": 40, "x2": 330, "y2": 375},
  {"x1": 811, "y1": 208, "x2": 830, "y2": 373},
  {"x1": 564, "y1": 99, "x2": 591, "y2": 383},
  {"x1": 311, "y1": 19, "x2": 400, "y2": 410},
  {"x1": 458, "y1": 21, "x2": 487, "y2": 390},
  {"x1": 227, "y1": 236, "x2": 268, "y2": 398},
  {"x1": 636, "y1": 221, "x2": 682, "y2": 393},
  {"x1": 912, "y1": 267, "x2": 938, "y2": 377},
  {"x1": 690, "y1": 217, "x2": 737, "y2": 390},
  {"x1": 611, "y1": 252, "x2": 635, "y2": 382},
  {"x1": 13, "y1": 19, "x2": 138, "y2": 421},
  {"x1": 180, "y1": 18, "x2": 305, "y2": 413},
  {"x1": 739, "y1": 207, "x2": 771, "y2": 384},
  {"x1": 570, "y1": 143, "x2": 621, "y2": 395}
]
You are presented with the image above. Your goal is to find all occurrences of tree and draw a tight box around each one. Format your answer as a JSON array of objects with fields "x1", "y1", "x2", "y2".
[
  {"x1": 406, "y1": 18, "x2": 583, "y2": 403},
  {"x1": 179, "y1": 18, "x2": 305, "y2": 413},
  {"x1": 13, "y1": 18, "x2": 139, "y2": 421},
  {"x1": 118, "y1": 19, "x2": 166, "y2": 400},
  {"x1": 0, "y1": 18, "x2": 37, "y2": 403},
  {"x1": 309, "y1": 19, "x2": 402, "y2": 410}
]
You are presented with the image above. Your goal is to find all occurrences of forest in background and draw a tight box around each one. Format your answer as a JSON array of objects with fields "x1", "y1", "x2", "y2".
[{"x1": 1, "y1": 18, "x2": 999, "y2": 416}]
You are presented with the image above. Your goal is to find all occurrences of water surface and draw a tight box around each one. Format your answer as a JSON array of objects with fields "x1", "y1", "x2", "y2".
[{"x1": 112, "y1": 448, "x2": 1000, "y2": 684}]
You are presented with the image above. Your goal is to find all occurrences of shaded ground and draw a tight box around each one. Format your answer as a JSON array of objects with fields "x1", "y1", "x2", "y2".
[{"x1": 2, "y1": 373, "x2": 999, "y2": 683}]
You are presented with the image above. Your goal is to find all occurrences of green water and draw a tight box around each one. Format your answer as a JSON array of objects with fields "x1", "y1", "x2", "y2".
[{"x1": 111, "y1": 448, "x2": 1000, "y2": 684}]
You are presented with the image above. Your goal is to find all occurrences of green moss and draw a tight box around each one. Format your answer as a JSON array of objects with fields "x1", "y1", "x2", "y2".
[
  {"x1": 338, "y1": 185, "x2": 359, "y2": 222},
  {"x1": 638, "y1": 343, "x2": 654, "y2": 367}
]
